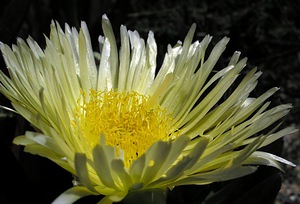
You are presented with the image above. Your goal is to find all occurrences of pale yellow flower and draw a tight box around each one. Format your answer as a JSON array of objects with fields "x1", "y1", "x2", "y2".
[{"x1": 0, "y1": 15, "x2": 296, "y2": 203}]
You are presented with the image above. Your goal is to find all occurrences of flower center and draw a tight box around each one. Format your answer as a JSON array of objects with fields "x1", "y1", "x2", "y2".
[{"x1": 74, "y1": 89, "x2": 178, "y2": 167}]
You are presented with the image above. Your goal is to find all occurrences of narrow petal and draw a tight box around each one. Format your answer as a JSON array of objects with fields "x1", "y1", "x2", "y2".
[
  {"x1": 181, "y1": 58, "x2": 247, "y2": 135},
  {"x1": 173, "y1": 24, "x2": 196, "y2": 75},
  {"x1": 247, "y1": 151, "x2": 296, "y2": 168},
  {"x1": 172, "y1": 166, "x2": 257, "y2": 186},
  {"x1": 139, "y1": 31, "x2": 157, "y2": 93},
  {"x1": 118, "y1": 25, "x2": 130, "y2": 91},
  {"x1": 22, "y1": 144, "x2": 75, "y2": 174},
  {"x1": 97, "y1": 38, "x2": 112, "y2": 90},
  {"x1": 242, "y1": 126, "x2": 298, "y2": 147},
  {"x1": 101, "y1": 14, "x2": 119, "y2": 88},
  {"x1": 52, "y1": 186, "x2": 97, "y2": 204},
  {"x1": 126, "y1": 31, "x2": 145, "y2": 91},
  {"x1": 78, "y1": 25, "x2": 93, "y2": 91}
]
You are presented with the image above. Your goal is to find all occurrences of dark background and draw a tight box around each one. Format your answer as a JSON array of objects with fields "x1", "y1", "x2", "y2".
[{"x1": 0, "y1": 0, "x2": 299, "y2": 203}]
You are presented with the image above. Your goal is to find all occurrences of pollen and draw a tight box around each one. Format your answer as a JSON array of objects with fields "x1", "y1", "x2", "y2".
[{"x1": 74, "y1": 89, "x2": 178, "y2": 168}]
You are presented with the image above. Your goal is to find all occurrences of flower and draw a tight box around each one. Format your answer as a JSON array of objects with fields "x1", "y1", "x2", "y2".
[{"x1": 0, "y1": 14, "x2": 296, "y2": 203}]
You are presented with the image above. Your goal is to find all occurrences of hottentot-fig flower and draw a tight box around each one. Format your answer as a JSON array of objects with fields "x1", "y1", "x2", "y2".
[{"x1": 0, "y1": 14, "x2": 296, "y2": 204}]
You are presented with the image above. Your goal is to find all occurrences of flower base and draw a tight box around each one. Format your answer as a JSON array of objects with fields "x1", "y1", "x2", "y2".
[{"x1": 122, "y1": 188, "x2": 167, "y2": 204}]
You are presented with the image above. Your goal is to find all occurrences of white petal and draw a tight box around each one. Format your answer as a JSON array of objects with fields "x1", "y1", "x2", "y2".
[
  {"x1": 118, "y1": 25, "x2": 130, "y2": 91},
  {"x1": 101, "y1": 14, "x2": 119, "y2": 88}
]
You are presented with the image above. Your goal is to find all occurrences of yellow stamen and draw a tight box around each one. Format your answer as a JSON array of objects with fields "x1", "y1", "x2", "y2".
[{"x1": 74, "y1": 89, "x2": 178, "y2": 167}]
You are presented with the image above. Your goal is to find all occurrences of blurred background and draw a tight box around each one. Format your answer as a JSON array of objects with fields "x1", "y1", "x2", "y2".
[{"x1": 0, "y1": 0, "x2": 299, "y2": 203}]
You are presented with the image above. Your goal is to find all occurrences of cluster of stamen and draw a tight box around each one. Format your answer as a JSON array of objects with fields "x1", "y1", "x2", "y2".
[{"x1": 73, "y1": 89, "x2": 177, "y2": 167}]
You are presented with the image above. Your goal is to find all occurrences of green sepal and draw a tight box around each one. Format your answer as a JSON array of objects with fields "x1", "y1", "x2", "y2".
[{"x1": 122, "y1": 188, "x2": 167, "y2": 204}]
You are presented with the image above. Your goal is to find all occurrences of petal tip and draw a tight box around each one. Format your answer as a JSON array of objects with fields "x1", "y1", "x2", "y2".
[{"x1": 102, "y1": 14, "x2": 109, "y2": 21}]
